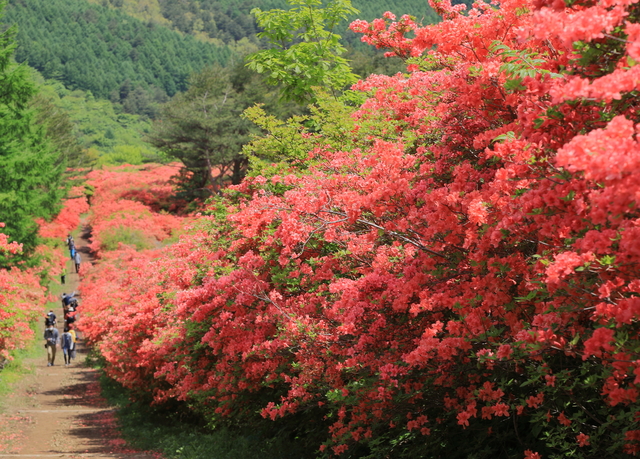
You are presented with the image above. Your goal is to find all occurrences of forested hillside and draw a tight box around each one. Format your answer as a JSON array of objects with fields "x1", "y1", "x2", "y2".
[
  {"x1": 38, "y1": 78, "x2": 160, "y2": 164},
  {"x1": 90, "y1": 0, "x2": 441, "y2": 44},
  {"x1": 4, "y1": 0, "x2": 232, "y2": 99}
]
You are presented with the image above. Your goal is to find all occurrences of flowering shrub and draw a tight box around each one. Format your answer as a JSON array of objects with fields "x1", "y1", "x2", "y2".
[
  {"x1": 36, "y1": 195, "x2": 90, "y2": 241},
  {"x1": 34, "y1": 193, "x2": 91, "y2": 280},
  {"x1": 0, "y1": 224, "x2": 47, "y2": 363},
  {"x1": 84, "y1": 165, "x2": 185, "y2": 257},
  {"x1": 78, "y1": 0, "x2": 640, "y2": 457}
]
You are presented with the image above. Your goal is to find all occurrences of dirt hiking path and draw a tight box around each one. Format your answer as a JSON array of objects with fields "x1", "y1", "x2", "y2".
[{"x1": 0, "y1": 225, "x2": 159, "y2": 459}]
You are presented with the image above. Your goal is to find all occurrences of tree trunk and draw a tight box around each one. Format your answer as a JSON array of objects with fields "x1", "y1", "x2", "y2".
[
  {"x1": 204, "y1": 155, "x2": 219, "y2": 195},
  {"x1": 231, "y1": 157, "x2": 248, "y2": 185}
]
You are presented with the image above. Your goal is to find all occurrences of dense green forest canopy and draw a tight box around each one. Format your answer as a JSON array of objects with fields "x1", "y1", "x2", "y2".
[
  {"x1": 3, "y1": 0, "x2": 232, "y2": 99},
  {"x1": 92, "y1": 0, "x2": 442, "y2": 44},
  {"x1": 1, "y1": 0, "x2": 437, "y2": 124}
]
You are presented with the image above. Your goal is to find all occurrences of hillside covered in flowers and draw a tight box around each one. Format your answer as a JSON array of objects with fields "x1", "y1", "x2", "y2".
[
  {"x1": 2, "y1": 0, "x2": 639, "y2": 457},
  {"x1": 34, "y1": 0, "x2": 639, "y2": 457}
]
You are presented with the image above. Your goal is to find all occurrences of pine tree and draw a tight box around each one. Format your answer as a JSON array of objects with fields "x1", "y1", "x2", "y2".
[
  {"x1": 0, "y1": 1, "x2": 65, "y2": 264},
  {"x1": 148, "y1": 66, "x2": 251, "y2": 199}
]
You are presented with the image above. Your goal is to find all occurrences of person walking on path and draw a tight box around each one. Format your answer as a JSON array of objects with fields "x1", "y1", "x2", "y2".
[
  {"x1": 61, "y1": 328, "x2": 73, "y2": 366},
  {"x1": 70, "y1": 244, "x2": 76, "y2": 260},
  {"x1": 61, "y1": 291, "x2": 77, "y2": 312},
  {"x1": 68, "y1": 325, "x2": 77, "y2": 362},
  {"x1": 74, "y1": 251, "x2": 81, "y2": 273},
  {"x1": 45, "y1": 310, "x2": 56, "y2": 327},
  {"x1": 44, "y1": 324, "x2": 59, "y2": 366}
]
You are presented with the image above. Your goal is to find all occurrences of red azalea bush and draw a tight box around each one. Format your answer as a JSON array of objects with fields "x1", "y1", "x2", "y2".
[
  {"x1": 79, "y1": 0, "x2": 640, "y2": 457},
  {"x1": 78, "y1": 246, "x2": 177, "y2": 387},
  {"x1": 35, "y1": 195, "x2": 91, "y2": 279},
  {"x1": 36, "y1": 196, "x2": 90, "y2": 241},
  {"x1": 85, "y1": 164, "x2": 185, "y2": 257},
  {"x1": 0, "y1": 224, "x2": 47, "y2": 363}
]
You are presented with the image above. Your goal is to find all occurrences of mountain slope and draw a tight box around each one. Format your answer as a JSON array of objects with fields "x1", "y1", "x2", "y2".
[
  {"x1": 4, "y1": 0, "x2": 232, "y2": 98},
  {"x1": 91, "y1": 0, "x2": 441, "y2": 44}
]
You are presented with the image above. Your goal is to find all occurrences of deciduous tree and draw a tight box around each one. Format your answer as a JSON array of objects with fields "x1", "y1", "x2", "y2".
[{"x1": 247, "y1": 0, "x2": 359, "y2": 103}]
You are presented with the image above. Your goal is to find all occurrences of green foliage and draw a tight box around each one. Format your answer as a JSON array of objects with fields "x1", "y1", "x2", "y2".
[
  {"x1": 91, "y1": 0, "x2": 441, "y2": 45},
  {"x1": 347, "y1": 46, "x2": 406, "y2": 78},
  {"x1": 29, "y1": 80, "x2": 91, "y2": 173},
  {"x1": 247, "y1": 0, "x2": 360, "y2": 103},
  {"x1": 3, "y1": 0, "x2": 231, "y2": 99},
  {"x1": 39, "y1": 79, "x2": 163, "y2": 162},
  {"x1": 491, "y1": 41, "x2": 563, "y2": 92},
  {"x1": 100, "y1": 225, "x2": 154, "y2": 251},
  {"x1": 242, "y1": 92, "x2": 357, "y2": 176},
  {"x1": 242, "y1": 86, "x2": 423, "y2": 180},
  {"x1": 0, "y1": 3, "x2": 65, "y2": 261},
  {"x1": 99, "y1": 373, "x2": 322, "y2": 459},
  {"x1": 96, "y1": 144, "x2": 160, "y2": 166},
  {"x1": 149, "y1": 65, "x2": 263, "y2": 200},
  {"x1": 109, "y1": 78, "x2": 169, "y2": 119}
]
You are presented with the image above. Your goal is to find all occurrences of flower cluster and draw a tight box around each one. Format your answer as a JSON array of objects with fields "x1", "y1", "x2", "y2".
[
  {"x1": 0, "y1": 224, "x2": 47, "y2": 362},
  {"x1": 84, "y1": 164, "x2": 185, "y2": 257}
]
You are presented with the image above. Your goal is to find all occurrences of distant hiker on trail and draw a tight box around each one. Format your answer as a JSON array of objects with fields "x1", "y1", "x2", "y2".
[
  {"x1": 68, "y1": 326, "x2": 77, "y2": 361},
  {"x1": 44, "y1": 323, "x2": 59, "y2": 366},
  {"x1": 66, "y1": 234, "x2": 74, "y2": 250},
  {"x1": 74, "y1": 252, "x2": 81, "y2": 273},
  {"x1": 61, "y1": 328, "x2": 73, "y2": 366},
  {"x1": 45, "y1": 310, "x2": 56, "y2": 327},
  {"x1": 61, "y1": 291, "x2": 77, "y2": 310},
  {"x1": 65, "y1": 309, "x2": 77, "y2": 327},
  {"x1": 70, "y1": 244, "x2": 76, "y2": 260}
]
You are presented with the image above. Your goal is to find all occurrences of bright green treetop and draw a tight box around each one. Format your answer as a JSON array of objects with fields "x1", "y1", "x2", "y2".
[{"x1": 247, "y1": 0, "x2": 359, "y2": 103}]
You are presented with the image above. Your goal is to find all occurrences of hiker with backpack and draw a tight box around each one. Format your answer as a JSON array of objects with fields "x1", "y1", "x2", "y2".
[
  {"x1": 45, "y1": 310, "x2": 56, "y2": 327},
  {"x1": 65, "y1": 308, "x2": 77, "y2": 327},
  {"x1": 44, "y1": 323, "x2": 59, "y2": 366},
  {"x1": 61, "y1": 328, "x2": 73, "y2": 366},
  {"x1": 61, "y1": 292, "x2": 77, "y2": 311}
]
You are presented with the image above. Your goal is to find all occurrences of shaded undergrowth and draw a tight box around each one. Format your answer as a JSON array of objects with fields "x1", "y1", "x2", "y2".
[{"x1": 96, "y1": 364, "x2": 321, "y2": 459}]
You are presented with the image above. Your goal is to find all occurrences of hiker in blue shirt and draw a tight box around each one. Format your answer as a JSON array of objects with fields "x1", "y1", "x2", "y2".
[
  {"x1": 44, "y1": 324, "x2": 59, "y2": 367},
  {"x1": 61, "y1": 291, "x2": 77, "y2": 311},
  {"x1": 45, "y1": 310, "x2": 56, "y2": 327}
]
